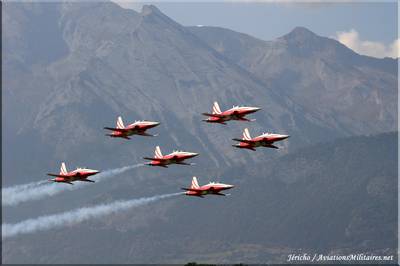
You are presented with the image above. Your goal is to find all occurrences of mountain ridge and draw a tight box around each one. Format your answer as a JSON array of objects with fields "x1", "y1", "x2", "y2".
[{"x1": 190, "y1": 24, "x2": 397, "y2": 137}]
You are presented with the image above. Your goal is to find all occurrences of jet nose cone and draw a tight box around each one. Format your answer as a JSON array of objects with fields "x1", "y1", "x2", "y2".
[
  {"x1": 191, "y1": 153, "x2": 199, "y2": 157},
  {"x1": 89, "y1": 169, "x2": 100, "y2": 175},
  {"x1": 245, "y1": 107, "x2": 261, "y2": 113}
]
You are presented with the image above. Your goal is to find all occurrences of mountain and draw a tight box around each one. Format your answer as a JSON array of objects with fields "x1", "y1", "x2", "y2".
[
  {"x1": 3, "y1": 2, "x2": 290, "y2": 184},
  {"x1": 3, "y1": 132, "x2": 397, "y2": 263},
  {"x1": 2, "y1": 2, "x2": 398, "y2": 264},
  {"x1": 3, "y1": 2, "x2": 397, "y2": 186},
  {"x1": 190, "y1": 25, "x2": 398, "y2": 136}
]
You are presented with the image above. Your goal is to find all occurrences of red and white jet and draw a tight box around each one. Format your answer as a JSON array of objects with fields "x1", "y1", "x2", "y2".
[
  {"x1": 181, "y1": 176, "x2": 234, "y2": 198},
  {"x1": 232, "y1": 128, "x2": 289, "y2": 151},
  {"x1": 47, "y1": 162, "x2": 100, "y2": 185},
  {"x1": 202, "y1": 101, "x2": 261, "y2": 125},
  {"x1": 104, "y1": 116, "x2": 160, "y2": 139},
  {"x1": 143, "y1": 146, "x2": 199, "y2": 168}
]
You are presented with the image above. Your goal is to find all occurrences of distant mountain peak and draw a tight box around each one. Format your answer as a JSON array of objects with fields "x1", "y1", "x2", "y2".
[
  {"x1": 141, "y1": 4, "x2": 162, "y2": 16},
  {"x1": 278, "y1": 26, "x2": 347, "y2": 57},
  {"x1": 290, "y1": 26, "x2": 316, "y2": 36},
  {"x1": 282, "y1": 26, "x2": 318, "y2": 43},
  {"x1": 140, "y1": 4, "x2": 182, "y2": 29}
]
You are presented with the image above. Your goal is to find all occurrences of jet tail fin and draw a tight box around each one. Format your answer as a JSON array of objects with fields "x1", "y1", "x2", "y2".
[
  {"x1": 212, "y1": 101, "x2": 222, "y2": 114},
  {"x1": 155, "y1": 146, "x2": 163, "y2": 158},
  {"x1": 191, "y1": 176, "x2": 200, "y2": 189},
  {"x1": 60, "y1": 162, "x2": 67, "y2": 175},
  {"x1": 243, "y1": 128, "x2": 251, "y2": 140},
  {"x1": 116, "y1": 116, "x2": 125, "y2": 129}
]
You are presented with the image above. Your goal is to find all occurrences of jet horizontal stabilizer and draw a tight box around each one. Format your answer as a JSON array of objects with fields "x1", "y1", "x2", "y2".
[{"x1": 47, "y1": 173, "x2": 60, "y2": 177}]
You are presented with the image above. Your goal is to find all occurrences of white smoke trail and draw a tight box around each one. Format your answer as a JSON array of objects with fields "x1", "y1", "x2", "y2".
[
  {"x1": 94, "y1": 164, "x2": 143, "y2": 182},
  {"x1": 2, "y1": 164, "x2": 143, "y2": 207},
  {"x1": 2, "y1": 180, "x2": 47, "y2": 195},
  {"x1": 2, "y1": 192, "x2": 183, "y2": 239}
]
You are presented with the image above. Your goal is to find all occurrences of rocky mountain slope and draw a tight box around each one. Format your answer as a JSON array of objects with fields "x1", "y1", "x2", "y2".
[{"x1": 3, "y1": 2, "x2": 397, "y2": 185}]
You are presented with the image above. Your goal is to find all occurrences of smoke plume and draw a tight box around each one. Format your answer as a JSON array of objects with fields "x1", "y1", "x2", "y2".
[{"x1": 3, "y1": 192, "x2": 182, "y2": 239}]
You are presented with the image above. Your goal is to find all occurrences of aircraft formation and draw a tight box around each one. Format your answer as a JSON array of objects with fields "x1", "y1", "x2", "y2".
[{"x1": 47, "y1": 101, "x2": 289, "y2": 198}]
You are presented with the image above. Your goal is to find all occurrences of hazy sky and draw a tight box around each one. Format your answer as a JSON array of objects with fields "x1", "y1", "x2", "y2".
[{"x1": 115, "y1": 1, "x2": 398, "y2": 58}]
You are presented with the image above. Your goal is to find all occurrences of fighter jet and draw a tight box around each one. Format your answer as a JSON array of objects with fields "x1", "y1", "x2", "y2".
[
  {"x1": 181, "y1": 176, "x2": 234, "y2": 198},
  {"x1": 202, "y1": 101, "x2": 261, "y2": 125},
  {"x1": 232, "y1": 128, "x2": 289, "y2": 151},
  {"x1": 143, "y1": 146, "x2": 199, "y2": 168},
  {"x1": 47, "y1": 162, "x2": 100, "y2": 185},
  {"x1": 104, "y1": 116, "x2": 160, "y2": 139}
]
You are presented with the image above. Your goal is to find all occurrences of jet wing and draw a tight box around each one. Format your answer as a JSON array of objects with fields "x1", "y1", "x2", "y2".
[
  {"x1": 202, "y1": 112, "x2": 225, "y2": 118},
  {"x1": 104, "y1": 127, "x2": 127, "y2": 132},
  {"x1": 181, "y1": 188, "x2": 203, "y2": 192},
  {"x1": 47, "y1": 173, "x2": 75, "y2": 181},
  {"x1": 266, "y1": 144, "x2": 279, "y2": 149},
  {"x1": 143, "y1": 157, "x2": 168, "y2": 161},
  {"x1": 232, "y1": 138, "x2": 254, "y2": 144}
]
